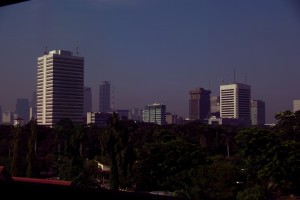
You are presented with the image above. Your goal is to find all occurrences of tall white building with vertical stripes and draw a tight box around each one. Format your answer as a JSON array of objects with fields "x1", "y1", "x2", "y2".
[
  {"x1": 37, "y1": 50, "x2": 84, "y2": 127},
  {"x1": 220, "y1": 83, "x2": 251, "y2": 123}
]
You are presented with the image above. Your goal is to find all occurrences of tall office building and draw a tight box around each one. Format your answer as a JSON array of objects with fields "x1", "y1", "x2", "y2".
[
  {"x1": 84, "y1": 86, "x2": 92, "y2": 115},
  {"x1": 99, "y1": 81, "x2": 111, "y2": 113},
  {"x1": 37, "y1": 50, "x2": 84, "y2": 127},
  {"x1": 15, "y1": 98, "x2": 30, "y2": 123},
  {"x1": 293, "y1": 100, "x2": 300, "y2": 112},
  {"x1": 251, "y1": 99, "x2": 265, "y2": 126},
  {"x1": 189, "y1": 87, "x2": 211, "y2": 120},
  {"x1": 220, "y1": 83, "x2": 251, "y2": 124},
  {"x1": 143, "y1": 103, "x2": 166, "y2": 125}
]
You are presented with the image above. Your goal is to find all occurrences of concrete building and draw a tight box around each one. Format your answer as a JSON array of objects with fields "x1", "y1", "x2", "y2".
[
  {"x1": 293, "y1": 100, "x2": 300, "y2": 112},
  {"x1": 251, "y1": 99, "x2": 265, "y2": 126},
  {"x1": 15, "y1": 98, "x2": 30, "y2": 123},
  {"x1": 189, "y1": 87, "x2": 211, "y2": 120},
  {"x1": 99, "y1": 81, "x2": 111, "y2": 113},
  {"x1": 210, "y1": 96, "x2": 220, "y2": 118},
  {"x1": 166, "y1": 112, "x2": 178, "y2": 124},
  {"x1": 2, "y1": 111, "x2": 13, "y2": 125},
  {"x1": 143, "y1": 103, "x2": 166, "y2": 125},
  {"x1": 86, "y1": 112, "x2": 112, "y2": 127},
  {"x1": 114, "y1": 109, "x2": 130, "y2": 120},
  {"x1": 220, "y1": 83, "x2": 251, "y2": 126},
  {"x1": 128, "y1": 108, "x2": 143, "y2": 121},
  {"x1": 84, "y1": 86, "x2": 92, "y2": 115},
  {"x1": 37, "y1": 50, "x2": 84, "y2": 127}
]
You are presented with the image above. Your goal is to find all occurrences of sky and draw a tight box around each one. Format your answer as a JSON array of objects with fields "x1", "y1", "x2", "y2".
[{"x1": 1, "y1": 0, "x2": 300, "y2": 124}]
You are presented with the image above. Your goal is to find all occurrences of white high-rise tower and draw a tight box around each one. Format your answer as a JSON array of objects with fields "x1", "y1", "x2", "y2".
[
  {"x1": 37, "y1": 50, "x2": 84, "y2": 126},
  {"x1": 220, "y1": 83, "x2": 251, "y2": 124}
]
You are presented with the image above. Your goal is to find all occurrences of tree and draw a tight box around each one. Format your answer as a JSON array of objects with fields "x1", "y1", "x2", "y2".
[{"x1": 26, "y1": 119, "x2": 37, "y2": 177}]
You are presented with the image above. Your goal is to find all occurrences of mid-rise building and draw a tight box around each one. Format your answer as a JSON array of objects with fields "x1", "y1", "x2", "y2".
[
  {"x1": 2, "y1": 111, "x2": 13, "y2": 125},
  {"x1": 189, "y1": 87, "x2": 211, "y2": 120},
  {"x1": 86, "y1": 112, "x2": 112, "y2": 127},
  {"x1": 99, "y1": 81, "x2": 111, "y2": 113},
  {"x1": 210, "y1": 96, "x2": 220, "y2": 117},
  {"x1": 166, "y1": 112, "x2": 178, "y2": 124},
  {"x1": 84, "y1": 86, "x2": 92, "y2": 115},
  {"x1": 114, "y1": 109, "x2": 130, "y2": 120},
  {"x1": 293, "y1": 100, "x2": 300, "y2": 112},
  {"x1": 15, "y1": 98, "x2": 30, "y2": 123},
  {"x1": 143, "y1": 103, "x2": 166, "y2": 125},
  {"x1": 37, "y1": 50, "x2": 84, "y2": 127},
  {"x1": 251, "y1": 99, "x2": 265, "y2": 126},
  {"x1": 220, "y1": 83, "x2": 251, "y2": 126}
]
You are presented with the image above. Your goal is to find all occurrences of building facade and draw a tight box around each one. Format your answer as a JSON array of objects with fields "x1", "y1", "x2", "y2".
[
  {"x1": 99, "y1": 81, "x2": 111, "y2": 113},
  {"x1": 84, "y1": 86, "x2": 92, "y2": 115},
  {"x1": 210, "y1": 96, "x2": 220, "y2": 118},
  {"x1": 86, "y1": 112, "x2": 112, "y2": 127},
  {"x1": 220, "y1": 83, "x2": 251, "y2": 125},
  {"x1": 189, "y1": 87, "x2": 211, "y2": 120},
  {"x1": 143, "y1": 103, "x2": 166, "y2": 125},
  {"x1": 293, "y1": 100, "x2": 300, "y2": 112},
  {"x1": 37, "y1": 50, "x2": 84, "y2": 127},
  {"x1": 251, "y1": 99, "x2": 265, "y2": 126}
]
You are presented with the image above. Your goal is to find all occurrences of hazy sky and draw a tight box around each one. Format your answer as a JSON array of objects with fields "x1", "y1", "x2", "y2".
[{"x1": 1, "y1": 0, "x2": 300, "y2": 123}]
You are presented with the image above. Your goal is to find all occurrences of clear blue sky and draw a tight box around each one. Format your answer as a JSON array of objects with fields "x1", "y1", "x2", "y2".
[{"x1": 1, "y1": 0, "x2": 300, "y2": 123}]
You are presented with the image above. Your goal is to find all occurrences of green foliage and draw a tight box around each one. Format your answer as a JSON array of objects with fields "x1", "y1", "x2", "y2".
[
  {"x1": 133, "y1": 133, "x2": 206, "y2": 195},
  {"x1": 237, "y1": 185, "x2": 267, "y2": 200},
  {"x1": 26, "y1": 119, "x2": 37, "y2": 177}
]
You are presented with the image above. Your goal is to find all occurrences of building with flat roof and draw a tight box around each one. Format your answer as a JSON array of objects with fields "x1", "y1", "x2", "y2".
[
  {"x1": 189, "y1": 87, "x2": 211, "y2": 120},
  {"x1": 143, "y1": 103, "x2": 166, "y2": 125},
  {"x1": 220, "y1": 83, "x2": 251, "y2": 126},
  {"x1": 84, "y1": 86, "x2": 92, "y2": 115},
  {"x1": 99, "y1": 81, "x2": 111, "y2": 113},
  {"x1": 37, "y1": 50, "x2": 84, "y2": 127},
  {"x1": 251, "y1": 99, "x2": 265, "y2": 126}
]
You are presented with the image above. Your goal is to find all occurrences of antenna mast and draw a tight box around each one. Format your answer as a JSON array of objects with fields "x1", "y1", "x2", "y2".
[{"x1": 76, "y1": 47, "x2": 79, "y2": 55}]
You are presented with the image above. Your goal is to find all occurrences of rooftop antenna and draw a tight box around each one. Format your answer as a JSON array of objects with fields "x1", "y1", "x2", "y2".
[
  {"x1": 245, "y1": 72, "x2": 247, "y2": 84},
  {"x1": 76, "y1": 46, "x2": 79, "y2": 55},
  {"x1": 44, "y1": 46, "x2": 48, "y2": 55}
]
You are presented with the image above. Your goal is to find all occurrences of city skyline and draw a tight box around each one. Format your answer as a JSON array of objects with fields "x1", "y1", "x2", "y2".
[{"x1": 1, "y1": 0, "x2": 300, "y2": 124}]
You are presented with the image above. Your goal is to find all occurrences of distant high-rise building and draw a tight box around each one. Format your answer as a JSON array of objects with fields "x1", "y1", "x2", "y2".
[
  {"x1": 293, "y1": 100, "x2": 300, "y2": 112},
  {"x1": 2, "y1": 111, "x2": 13, "y2": 125},
  {"x1": 15, "y1": 98, "x2": 30, "y2": 123},
  {"x1": 251, "y1": 99, "x2": 265, "y2": 126},
  {"x1": 84, "y1": 86, "x2": 92, "y2": 115},
  {"x1": 166, "y1": 112, "x2": 178, "y2": 124},
  {"x1": 210, "y1": 96, "x2": 220, "y2": 117},
  {"x1": 143, "y1": 103, "x2": 166, "y2": 125},
  {"x1": 128, "y1": 108, "x2": 143, "y2": 121},
  {"x1": 30, "y1": 92, "x2": 37, "y2": 120},
  {"x1": 189, "y1": 87, "x2": 211, "y2": 120},
  {"x1": 99, "y1": 81, "x2": 111, "y2": 113},
  {"x1": 220, "y1": 83, "x2": 251, "y2": 125},
  {"x1": 37, "y1": 50, "x2": 84, "y2": 127}
]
